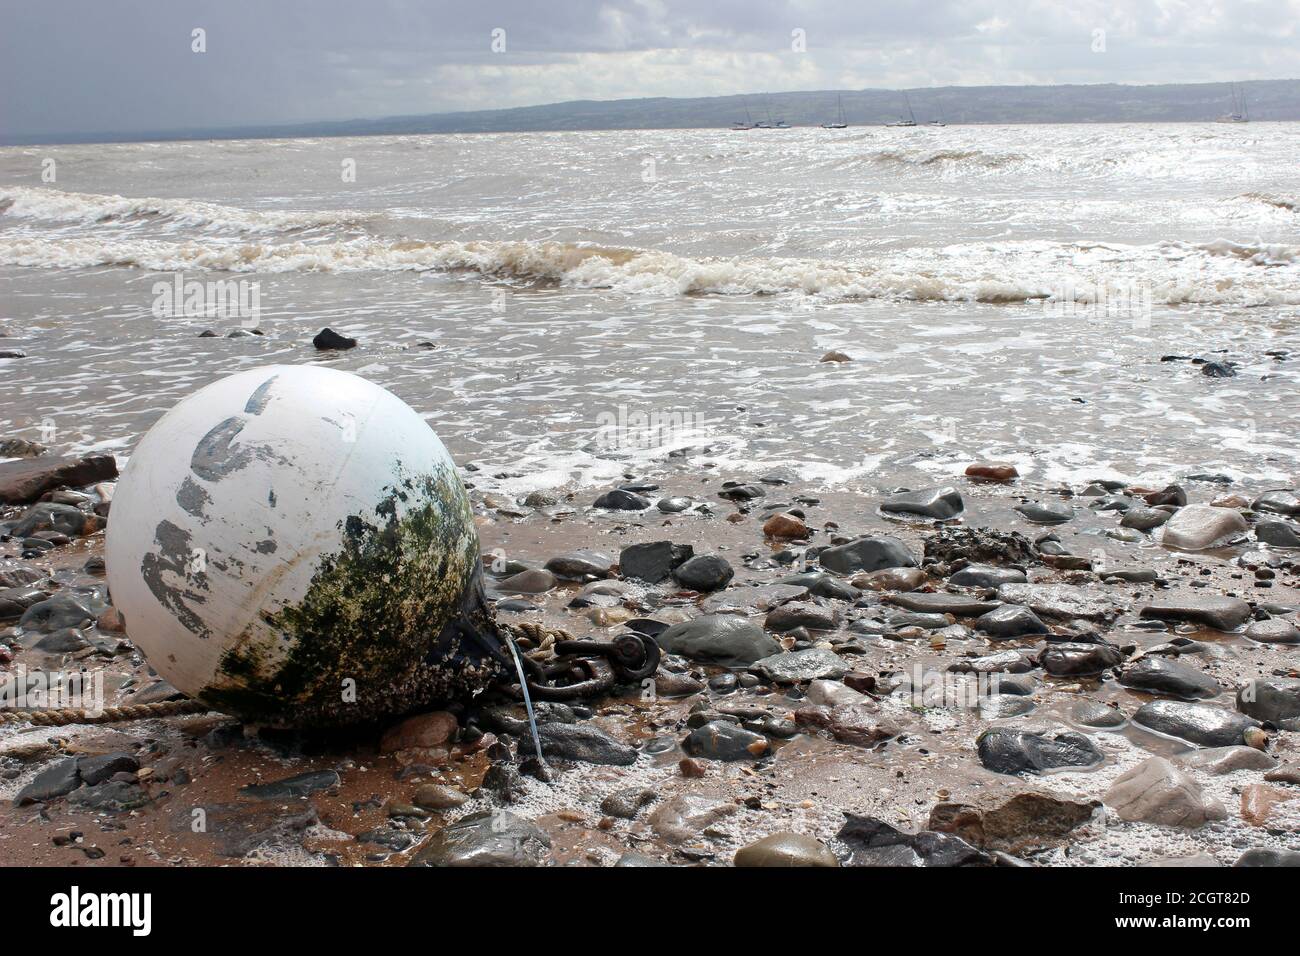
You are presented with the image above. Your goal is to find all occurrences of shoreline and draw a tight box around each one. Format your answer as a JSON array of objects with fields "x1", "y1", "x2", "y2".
[{"x1": 2, "y1": 453, "x2": 1298, "y2": 867}]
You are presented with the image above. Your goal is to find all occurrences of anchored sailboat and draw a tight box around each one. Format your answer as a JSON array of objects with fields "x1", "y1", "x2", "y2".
[
  {"x1": 821, "y1": 94, "x2": 848, "y2": 129},
  {"x1": 1215, "y1": 83, "x2": 1250, "y2": 123},
  {"x1": 886, "y1": 92, "x2": 918, "y2": 127}
]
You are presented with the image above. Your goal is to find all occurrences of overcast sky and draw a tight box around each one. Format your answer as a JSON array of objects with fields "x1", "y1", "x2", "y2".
[{"x1": 2, "y1": 0, "x2": 1297, "y2": 137}]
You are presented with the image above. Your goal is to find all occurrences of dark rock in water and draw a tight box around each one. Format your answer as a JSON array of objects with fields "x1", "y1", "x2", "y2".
[
  {"x1": 924, "y1": 526, "x2": 1035, "y2": 565},
  {"x1": 1252, "y1": 489, "x2": 1300, "y2": 517},
  {"x1": 780, "y1": 571, "x2": 857, "y2": 600},
  {"x1": 976, "y1": 728, "x2": 1104, "y2": 775},
  {"x1": 1121, "y1": 507, "x2": 1171, "y2": 531},
  {"x1": 0, "y1": 564, "x2": 46, "y2": 588},
  {"x1": 69, "y1": 780, "x2": 152, "y2": 813},
  {"x1": 180, "y1": 801, "x2": 319, "y2": 858},
  {"x1": 0, "y1": 454, "x2": 117, "y2": 506},
  {"x1": 0, "y1": 585, "x2": 51, "y2": 622},
  {"x1": 358, "y1": 827, "x2": 417, "y2": 852},
  {"x1": 496, "y1": 569, "x2": 557, "y2": 596},
  {"x1": 19, "y1": 592, "x2": 103, "y2": 633},
  {"x1": 1145, "y1": 484, "x2": 1188, "y2": 507},
  {"x1": 949, "y1": 564, "x2": 1026, "y2": 589},
  {"x1": 655, "y1": 615, "x2": 780, "y2": 666},
  {"x1": 819, "y1": 535, "x2": 917, "y2": 575},
  {"x1": 928, "y1": 792, "x2": 1099, "y2": 853},
  {"x1": 535, "y1": 722, "x2": 638, "y2": 765},
  {"x1": 478, "y1": 761, "x2": 528, "y2": 803},
  {"x1": 1139, "y1": 595, "x2": 1252, "y2": 631},
  {"x1": 5, "y1": 502, "x2": 100, "y2": 538},
  {"x1": 410, "y1": 810, "x2": 550, "y2": 867},
  {"x1": 0, "y1": 437, "x2": 46, "y2": 457},
  {"x1": 1039, "y1": 642, "x2": 1124, "y2": 676},
  {"x1": 76, "y1": 752, "x2": 140, "y2": 786},
  {"x1": 1236, "y1": 678, "x2": 1300, "y2": 724},
  {"x1": 1255, "y1": 520, "x2": 1300, "y2": 548},
  {"x1": 766, "y1": 600, "x2": 839, "y2": 634},
  {"x1": 717, "y1": 482, "x2": 765, "y2": 501},
  {"x1": 544, "y1": 550, "x2": 613, "y2": 579},
  {"x1": 1014, "y1": 501, "x2": 1074, "y2": 524},
  {"x1": 734, "y1": 832, "x2": 839, "y2": 867},
  {"x1": 978, "y1": 694, "x2": 1035, "y2": 718},
  {"x1": 1071, "y1": 700, "x2": 1128, "y2": 728},
  {"x1": 1234, "y1": 849, "x2": 1300, "y2": 867},
  {"x1": 997, "y1": 674, "x2": 1038, "y2": 696},
  {"x1": 683, "y1": 720, "x2": 768, "y2": 761},
  {"x1": 837, "y1": 813, "x2": 991, "y2": 867},
  {"x1": 593, "y1": 488, "x2": 650, "y2": 510},
  {"x1": 1133, "y1": 700, "x2": 1260, "y2": 747},
  {"x1": 657, "y1": 496, "x2": 693, "y2": 513},
  {"x1": 880, "y1": 486, "x2": 964, "y2": 520},
  {"x1": 1244, "y1": 618, "x2": 1300, "y2": 644},
  {"x1": 976, "y1": 604, "x2": 1047, "y2": 639},
  {"x1": 888, "y1": 591, "x2": 997, "y2": 617},
  {"x1": 239, "y1": 770, "x2": 340, "y2": 801},
  {"x1": 600, "y1": 788, "x2": 657, "y2": 819},
  {"x1": 13, "y1": 757, "x2": 81, "y2": 805},
  {"x1": 751, "y1": 647, "x2": 847, "y2": 683},
  {"x1": 672, "y1": 554, "x2": 734, "y2": 592},
  {"x1": 619, "y1": 540, "x2": 693, "y2": 583},
  {"x1": 1200, "y1": 361, "x2": 1236, "y2": 377},
  {"x1": 312, "y1": 327, "x2": 356, "y2": 350},
  {"x1": 1119, "y1": 657, "x2": 1221, "y2": 700}
]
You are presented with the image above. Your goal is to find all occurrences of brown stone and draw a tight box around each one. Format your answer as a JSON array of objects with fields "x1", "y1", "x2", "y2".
[
  {"x1": 1264, "y1": 762, "x2": 1300, "y2": 786},
  {"x1": 820, "y1": 351, "x2": 852, "y2": 363},
  {"x1": 762, "y1": 512, "x2": 809, "y2": 539},
  {"x1": 0, "y1": 454, "x2": 118, "y2": 505},
  {"x1": 97, "y1": 607, "x2": 125, "y2": 633},
  {"x1": 794, "y1": 704, "x2": 898, "y2": 747},
  {"x1": 1241, "y1": 784, "x2": 1295, "y2": 827},
  {"x1": 678, "y1": 757, "x2": 706, "y2": 778},
  {"x1": 965, "y1": 462, "x2": 1019, "y2": 482},
  {"x1": 851, "y1": 567, "x2": 927, "y2": 592},
  {"x1": 928, "y1": 792, "x2": 1099, "y2": 853},
  {"x1": 380, "y1": 711, "x2": 458, "y2": 754}
]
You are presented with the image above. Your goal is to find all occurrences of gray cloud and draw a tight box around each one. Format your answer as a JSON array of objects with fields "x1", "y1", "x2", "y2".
[{"x1": 2, "y1": 0, "x2": 1297, "y2": 137}]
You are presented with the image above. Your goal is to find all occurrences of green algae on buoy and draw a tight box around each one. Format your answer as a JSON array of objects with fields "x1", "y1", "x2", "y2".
[{"x1": 105, "y1": 365, "x2": 506, "y2": 726}]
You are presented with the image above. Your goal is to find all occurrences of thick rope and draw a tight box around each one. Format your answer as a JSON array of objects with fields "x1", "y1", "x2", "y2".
[
  {"x1": 0, "y1": 699, "x2": 211, "y2": 726},
  {"x1": 0, "y1": 625, "x2": 576, "y2": 728},
  {"x1": 502, "y1": 620, "x2": 577, "y2": 648}
]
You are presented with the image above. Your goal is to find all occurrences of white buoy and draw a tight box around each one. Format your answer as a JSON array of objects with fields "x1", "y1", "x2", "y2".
[{"x1": 105, "y1": 365, "x2": 504, "y2": 726}]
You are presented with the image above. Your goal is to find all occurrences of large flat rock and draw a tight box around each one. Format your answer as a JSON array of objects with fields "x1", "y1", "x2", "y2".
[
  {"x1": 1139, "y1": 594, "x2": 1252, "y2": 631},
  {"x1": 0, "y1": 454, "x2": 117, "y2": 505}
]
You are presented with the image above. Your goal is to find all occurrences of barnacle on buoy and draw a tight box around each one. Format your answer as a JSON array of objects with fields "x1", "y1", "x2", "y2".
[{"x1": 105, "y1": 365, "x2": 507, "y2": 726}]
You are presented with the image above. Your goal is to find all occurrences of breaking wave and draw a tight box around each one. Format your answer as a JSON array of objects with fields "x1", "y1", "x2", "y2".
[
  {"x1": 1236, "y1": 192, "x2": 1299, "y2": 213},
  {"x1": 3, "y1": 232, "x2": 1297, "y2": 306},
  {"x1": 838, "y1": 148, "x2": 1025, "y2": 171},
  {"x1": 0, "y1": 186, "x2": 369, "y2": 234}
]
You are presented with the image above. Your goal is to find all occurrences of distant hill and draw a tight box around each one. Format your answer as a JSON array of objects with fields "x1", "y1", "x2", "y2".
[{"x1": 9, "y1": 79, "x2": 1299, "y2": 145}]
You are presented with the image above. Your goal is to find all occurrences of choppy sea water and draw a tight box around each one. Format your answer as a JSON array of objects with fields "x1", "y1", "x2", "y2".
[{"x1": 1, "y1": 124, "x2": 1297, "y2": 495}]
